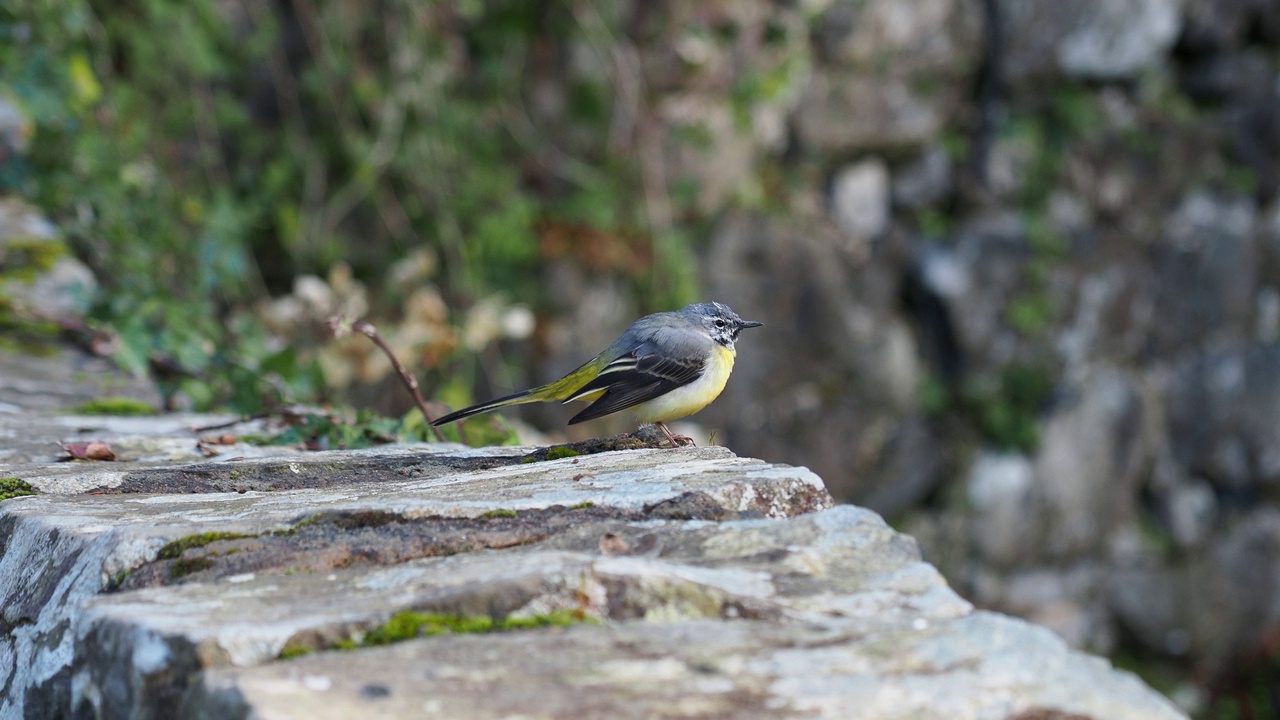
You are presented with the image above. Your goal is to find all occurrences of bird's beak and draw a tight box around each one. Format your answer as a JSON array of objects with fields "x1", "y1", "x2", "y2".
[{"x1": 738, "y1": 319, "x2": 763, "y2": 329}]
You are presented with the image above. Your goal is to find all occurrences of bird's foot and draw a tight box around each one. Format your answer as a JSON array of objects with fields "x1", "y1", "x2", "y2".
[{"x1": 655, "y1": 422, "x2": 694, "y2": 448}]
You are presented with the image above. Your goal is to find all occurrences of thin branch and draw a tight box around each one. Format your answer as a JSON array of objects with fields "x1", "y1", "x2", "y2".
[
  {"x1": 191, "y1": 413, "x2": 270, "y2": 434},
  {"x1": 339, "y1": 318, "x2": 447, "y2": 442}
]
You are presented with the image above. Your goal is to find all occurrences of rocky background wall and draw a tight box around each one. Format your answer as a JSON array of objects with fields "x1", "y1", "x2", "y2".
[
  {"x1": 3, "y1": 0, "x2": 1280, "y2": 716},
  {"x1": 524, "y1": 1, "x2": 1280, "y2": 709}
]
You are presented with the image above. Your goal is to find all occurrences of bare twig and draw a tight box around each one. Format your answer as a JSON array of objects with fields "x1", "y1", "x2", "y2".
[
  {"x1": 190, "y1": 413, "x2": 270, "y2": 434},
  {"x1": 338, "y1": 318, "x2": 446, "y2": 442}
]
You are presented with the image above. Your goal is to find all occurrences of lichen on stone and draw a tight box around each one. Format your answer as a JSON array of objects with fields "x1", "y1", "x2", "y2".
[
  {"x1": 542, "y1": 446, "x2": 581, "y2": 461},
  {"x1": 332, "y1": 609, "x2": 594, "y2": 651},
  {"x1": 170, "y1": 557, "x2": 215, "y2": 578},
  {"x1": 0, "y1": 477, "x2": 36, "y2": 501},
  {"x1": 71, "y1": 397, "x2": 156, "y2": 416},
  {"x1": 156, "y1": 531, "x2": 253, "y2": 560}
]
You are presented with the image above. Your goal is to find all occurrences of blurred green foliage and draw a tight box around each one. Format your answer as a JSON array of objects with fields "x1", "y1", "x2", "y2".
[{"x1": 1, "y1": 0, "x2": 693, "y2": 416}]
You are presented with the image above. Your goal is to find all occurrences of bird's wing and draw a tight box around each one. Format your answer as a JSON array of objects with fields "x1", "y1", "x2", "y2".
[{"x1": 564, "y1": 341, "x2": 706, "y2": 424}]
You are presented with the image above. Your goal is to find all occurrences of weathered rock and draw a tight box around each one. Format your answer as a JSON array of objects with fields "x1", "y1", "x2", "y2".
[
  {"x1": 188, "y1": 613, "x2": 1179, "y2": 720},
  {"x1": 3, "y1": 442, "x2": 832, "y2": 719},
  {"x1": 1110, "y1": 509, "x2": 1280, "y2": 674},
  {"x1": 892, "y1": 145, "x2": 954, "y2": 210},
  {"x1": 653, "y1": 1, "x2": 810, "y2": 214},
  {"x1": 1181, "y1": 0, "x2": 1280, "y2": 52},
  {"x1": 1, "y1": 469, "x2": 1185, "y2": 719},
  {"x1": 0, "y1": 93, "x2": 30, "y2": 157},
  {"x1": 1164, "y1": 344, "x2": 1280, "y2": 492},
  {"x1": 0, "y1": 351, "x2": 161, "y2": 441},
  {"x1": 811, "y1": 0, "x2": 981, "y2": 71},
  {"x1": 797, "y1": 0, "x2": 982, "y2": 152},
  {"x1": 1035, "y1": 369, "x2": 1146, "y2": 559},
  {"x1": 930, "y1": 211, "x2": 1031, "y2": 366},
  {"x1": 699, "y1": 211, "x2": 933, "y2": 507},
  {"x1": 0, "y1": 197, "x2": 97, "y2": 318},
  {"x1": 1000, "y1": 0, "x2": 1184, "y2": 82},
  {"x1": 967, "y1": 450, "x2": 1038, "y2": 568},
  {"x1": 830, "y1": 158, "x2": 891, "y2": 241},
  {"x1": 796, "y1": 70, "x2": 962, "y2": 154},
  {"x1": 0, "y1": 355, "x2": 1184, "y2": 719},
  {"x1": 1151, "y1": 192, "x2": 1258, "y2": 353}
]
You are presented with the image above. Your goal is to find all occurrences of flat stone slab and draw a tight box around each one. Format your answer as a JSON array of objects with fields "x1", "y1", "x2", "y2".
[
  {"x1": 0, "y1": 396, "x2": 1185, "y2": 719},
  {"x1": 190, "y1": 614, "x2": 1177, "y2": 720},
  {"x1": 1, "y1": 444, "x2": 832, "y2": 719}
]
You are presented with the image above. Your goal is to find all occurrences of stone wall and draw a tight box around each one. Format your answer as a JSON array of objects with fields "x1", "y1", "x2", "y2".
[
  {"x1": 651, "y1": 0, "x2": 1280, "y2": 703},
  {"x1": 0, "y1": 369, "x2": 1184, "y2": 718}
]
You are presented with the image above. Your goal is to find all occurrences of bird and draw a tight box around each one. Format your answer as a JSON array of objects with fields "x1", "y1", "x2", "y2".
[{"x1": 432, "y1": 302, "x2": 763, "y2": 446}]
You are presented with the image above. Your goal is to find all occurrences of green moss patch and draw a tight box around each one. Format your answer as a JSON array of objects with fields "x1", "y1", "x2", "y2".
[
  {"x1": 0, "y1": 236, "x2": 65, "y2": 281},
  {"x1": 279, "y1": 643, "x2": 314, "y2": 660},
  {"x1": 170, "y1": 556, "x2": 215, "y2": 578},
  {"x1": 157, "y1": 531, "x2": 254, "y2": 560},
  {"x1": 72, "y1": 397, "x2": 157, "y2": 416},
  {"x1": 477, "y1": 509, "x2": 518, "y2": 520},
  {"x1": 0, "y1": 477, "x2": 36, "y2": 501},
  {"x1": 337, "y1": 609, "x2": 593, "y2": 650},
  {"x1": 542, "y1": 446, "x2": 581, "y2": 461},
  {"x1": 519, "y1": 444, "x2": 582, "y2": 462}
]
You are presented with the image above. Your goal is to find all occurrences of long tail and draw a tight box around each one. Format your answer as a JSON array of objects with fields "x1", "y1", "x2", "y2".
[
  {"x1": 432, "y1": 356, "x2": 603, "y2": 426},
  {"x1": 431, "y1": 390, "x2": 536, "y2": 426}
]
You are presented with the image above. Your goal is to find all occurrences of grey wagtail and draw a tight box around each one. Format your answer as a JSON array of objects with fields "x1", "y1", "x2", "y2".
[{"x1": 432, "y1": 302, "x2": 762, "y2": 446}]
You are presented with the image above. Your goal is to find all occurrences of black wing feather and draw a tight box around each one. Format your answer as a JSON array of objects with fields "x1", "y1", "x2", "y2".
[{"x1": 566, "y1": 351, "x2": 705, "y2": 424}]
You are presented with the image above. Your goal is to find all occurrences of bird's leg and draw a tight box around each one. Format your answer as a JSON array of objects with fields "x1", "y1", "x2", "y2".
[{"x1": 655, "y1": 422, "x2": 694, "y2": 448}]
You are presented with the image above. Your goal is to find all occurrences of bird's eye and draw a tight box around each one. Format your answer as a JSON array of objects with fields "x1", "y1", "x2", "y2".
[{"x1": 713, "y1": 319, "x2": 726, "y2": 328}]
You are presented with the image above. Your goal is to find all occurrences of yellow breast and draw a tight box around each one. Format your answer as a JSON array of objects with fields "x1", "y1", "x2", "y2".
[{"x1": 630, "y1": 345, "x2": 736, "y2": 423}]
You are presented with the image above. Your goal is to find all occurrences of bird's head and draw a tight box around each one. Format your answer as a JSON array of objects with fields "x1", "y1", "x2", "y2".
[{"x1": 685, "y1": 302, "x2": 763, "y2": 350}]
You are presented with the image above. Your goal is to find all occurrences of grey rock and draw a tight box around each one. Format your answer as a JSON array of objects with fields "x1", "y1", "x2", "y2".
[
  {"x1": 0, "y1": 93, "x2": 29, "y2": 157},
  {"x1": 1111, "y1": 509, "x2": 1280, "y2": 674},
  {"x1": 967, "y1": 450, "x2": 1038, "y2": 568},
  {"x1": 1001, "y1": 563, "x2": 1114, "y2": 651},
  {"x1": 698, "y1": 211, "x2": 932, "y2": 505},
  {"x1": 918, "y1": 243, "x2": 973, "y2": 300},
  {"x1": 798, "y1": 0, "x2": 981, "y2": 153},
  {"x1": 0, "y1": 347, "x2": 1183, "y2": 719},
  {"x1": 0, "y1": 198, "x2": 97, "y2": 319},
  {"x1": 1180, "y1": 49, "x2": 1274, "y2": 103},
  {"x1": 1001, "y1": 0, "x2": 1184, "y2": 81},
  {"x1": 830, "y1": 158, "x2": 891, "y2": 241},
  {"x1": 1149, "y1": 192, "x2": 1258, "y2": 354},
  {"x1": 1167, "y1": 479, "x2": 1218, "y2": 549},
  {"x1": 0, "y1": 438, "x2": 1188, "y2": 719},
  {"x1": 3, "y1": 443, "x2": 829, "y2": 719},
  {"x1": 1035, "y1": 369, "x2": 1146, "y2": 559},
  {"x1": 1165, "y1": 345, "x2": 1280, "y2": 491},
  {"x1": 796, "y1": 72, "x2": 953, "y2": 152},
  {"x1": 893, "y1": 146, "x2": 954, "y2": 210},
  {"x1": 1181, "y1": 0, "x2": 1275, "y2": 51},
  {"x1": 187, "y1": 613, "x2": 1183, "y2": 720},
  {"x1": 0, "y1": 196, "x2": 56, "y2": 240},
  {"x1": 947, "y1": 370, "x2": 1148, "y2": 648},
  {"x1": 812, "y1": 0, "x2": 982, "y2": 71},
  {"x1": 1256, "y1": 286, "x2": 1280, "y2": 342},
  {"x1": 0, "y1": 350, "x2": 160, "y2": 441},
  {"x1": 937, "y1": 212, "x2": 1029, "y2": 365}
]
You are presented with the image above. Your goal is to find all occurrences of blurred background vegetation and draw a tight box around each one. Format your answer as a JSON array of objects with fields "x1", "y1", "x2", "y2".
[
  {"x1": 4, "y1": 0, "x2": 1280, "y2": 717},
  {"x1": 2, "y1": 0, "x2": 701, "y2": 420}
]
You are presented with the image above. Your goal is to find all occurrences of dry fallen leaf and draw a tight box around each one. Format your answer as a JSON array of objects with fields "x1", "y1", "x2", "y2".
[{"x1": 62, "y1": 440, "x2": 117, "y2": 462}]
